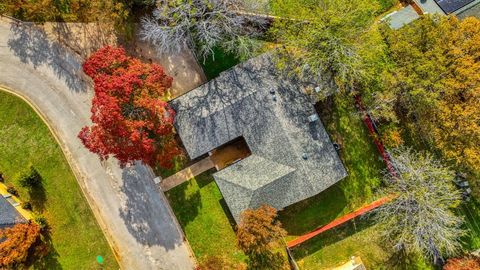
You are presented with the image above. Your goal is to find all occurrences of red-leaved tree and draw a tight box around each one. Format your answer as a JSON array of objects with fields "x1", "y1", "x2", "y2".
[{"x1": 79, "y1": 46, "x2": 180, "y2": 168}]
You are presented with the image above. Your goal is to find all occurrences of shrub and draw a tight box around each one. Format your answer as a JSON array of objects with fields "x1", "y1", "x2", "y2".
[
  {"x1": 6, "y1": 185, "x2": 18, "y2": 196},
  {"x1": 0, "y1": 171, "x2": 4, "y2": 182},
  {"x1": 0, "y1": 222, "x2": 41, "y2": 268},
  {"x1": 444, "y1": 255, "x2": 480, "y2": 270},
  {"x1": 382, "y1": 128, "x2": 404, "y2": 148},
  {"x1": 34, "y1": 215, "x2": 48, "y2": 232},
  {"x1": 19, "y1": 166, "x2": 42, "y2": 188},
  {"x1": 21, "y1": 201, "x2": 32, "y2": 210}
]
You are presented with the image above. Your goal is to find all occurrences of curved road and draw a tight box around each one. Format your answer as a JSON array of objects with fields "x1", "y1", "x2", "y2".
[{"x1": 0, "y1": 17, "x2": 195, "y2": 270}]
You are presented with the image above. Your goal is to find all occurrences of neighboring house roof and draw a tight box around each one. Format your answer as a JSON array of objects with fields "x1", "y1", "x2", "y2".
[
  {"x1": 434, "y1": 0, "x2": 475, "y2": 14},
  {"x1": 457, "y1": 1, "x2": 480, "y2": 18},
  {"x1": 171, "y1": 54, "x2": 347, "y2": 222},
  {"x1": 413, "y1": 0, "x2": 480, "y2": 15},
  {"x1": 384, "y1": 0, "x2": 480, "y2": 30},
  {"x1": 0, "y1": 195, "x2": 25, "y2": 229}
]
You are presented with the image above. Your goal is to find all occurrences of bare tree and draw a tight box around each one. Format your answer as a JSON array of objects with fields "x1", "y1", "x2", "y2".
[
  {"x1": 140, "y1": 0, "x2": 269, "y2": 61},
  {"x1": 374, "y1": 148, "x2": 465, "y2": 263}
]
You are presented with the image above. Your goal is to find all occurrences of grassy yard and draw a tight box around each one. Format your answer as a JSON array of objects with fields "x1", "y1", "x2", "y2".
[
  {"x1": 0, "y1": 91, "x2": 118, "y2": 269},
  {"x1": 165, "y1": 171, "x2": 247, "y2": 266},
  {"x1": 198, "y1": 47, "x2": 241, "y2": 80}
]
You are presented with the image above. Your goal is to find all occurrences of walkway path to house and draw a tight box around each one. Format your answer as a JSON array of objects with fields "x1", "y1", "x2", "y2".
[
  {"x1": 160, "y1": 157, "x2": 215, "y2": 191},
  {"x1": 0, "y1": 16, "x2": 195, "y2": 270}
]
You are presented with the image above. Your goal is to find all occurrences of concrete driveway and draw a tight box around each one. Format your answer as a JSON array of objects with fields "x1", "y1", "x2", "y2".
[{"x1": 0, "y1": 17, "x2": 195, "y2": 270}]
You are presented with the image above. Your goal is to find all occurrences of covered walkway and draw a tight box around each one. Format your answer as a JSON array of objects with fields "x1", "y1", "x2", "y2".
[{"x1": 159, "y1": 157, "x2": 215, "y2": 191}]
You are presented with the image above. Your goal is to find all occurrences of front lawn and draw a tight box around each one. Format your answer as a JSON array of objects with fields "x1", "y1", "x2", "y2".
[
  {"x1": 166, "y1": 171, "x2": 247, "y2": 266},
  {"x1": 0, "y1": 91, "x2": 118, "y2": 269}
]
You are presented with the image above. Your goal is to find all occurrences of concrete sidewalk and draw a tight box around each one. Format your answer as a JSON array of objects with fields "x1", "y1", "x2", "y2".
[{"x1": 0, "y1": 17, "x2": 195, "y2": 270}]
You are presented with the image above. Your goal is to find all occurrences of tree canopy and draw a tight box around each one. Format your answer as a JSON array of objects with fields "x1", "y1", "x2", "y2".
[
  {"x1": 444, "y1": 255, "x2": 480, "y2": 270},
  {"x1": 374, "y1": 148, "x2": 464, "y2": 262},
  {"x1": 0, "y1": 223, "x2": 42, "y2": 268},
  {"x1": 79, "y1": 46, "x2": 180, "y2": 168},
  {"x1": 140, "y1": 0, "x2": 269, "y2": 61},
  {"x1": 370, "y1": 16, "x2": 480, "y2": 191},
  {"x1": 237, "y1": 205, "x2": 287, "y2": 270},
  {"x1": 0, "y1": 0, "x2": 129, "y2": 23},
  {"x1": 269, "y1": 0, "x2": 385, "y2": 94}
]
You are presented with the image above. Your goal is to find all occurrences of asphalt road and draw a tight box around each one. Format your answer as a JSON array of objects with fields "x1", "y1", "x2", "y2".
[{"x1": 0, "y1": 17, "x2": 195, "y2": 270}]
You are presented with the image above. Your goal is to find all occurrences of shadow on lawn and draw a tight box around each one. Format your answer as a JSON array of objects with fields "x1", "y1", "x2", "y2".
[
  {"x1": 29, "y1": 182, "x2": 47, "y2": 213},
  {"x1": 219, "y1": 198, "x2": 238, "y2": 231},
  {"x1": 166, "y1": 176, "x2": 202, "y2": 227},
  {"x1": 30, "y1": 230, "x2": 62, "y2": 270}
]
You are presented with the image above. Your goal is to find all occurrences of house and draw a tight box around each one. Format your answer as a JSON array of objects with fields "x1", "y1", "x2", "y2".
[
  {"x1": 171, "y1": 54, "x2": 347, "y2": 222},
  {"x1": 0, "y1": 194, "x2": 26, "y2": 229}
]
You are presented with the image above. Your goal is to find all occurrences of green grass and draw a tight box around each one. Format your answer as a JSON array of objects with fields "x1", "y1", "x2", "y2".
[
  {"x1": 376, "y1": 0, "x2": 399, "y2": 13},
  {"x1": 165, "y1": 171, "x2": 246, "y2": 266},
  {"x1": 199, "y1": 47, "x2": 241, "y2": 80},
  {"x1": 460, "y1": 199, "x2": 480, "y2": 250},
  {"x1": 292, "y1": 219, "x2": 432, "y2": 270},
  {"x1": 0, "y1": 91, "x2": 118, "y2": 269}
]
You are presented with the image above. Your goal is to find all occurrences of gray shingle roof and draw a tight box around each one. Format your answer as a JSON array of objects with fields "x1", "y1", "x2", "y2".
[
  {"x1": 0, "y1": 195, "x2": 25, "y2": 229},
  {"x1": 434, "y1": 0, "x2": 475, "y2": 13},
  {"x1": 171, "y1": 54, "x2": 347, "y2": 222}
]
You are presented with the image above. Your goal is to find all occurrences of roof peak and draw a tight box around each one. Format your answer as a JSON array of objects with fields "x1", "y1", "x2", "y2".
[{"x1": 214, "y1": 155, "x2": 296, "y2": 190}]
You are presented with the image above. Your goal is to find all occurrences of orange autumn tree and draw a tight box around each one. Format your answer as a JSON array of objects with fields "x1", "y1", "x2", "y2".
[
  {"x1": 0, "y1": 223, "x2": 41, "y2": 268},
  {"x1": 444, "y1": 255, "x2": 480, "y2": 270},
  {"x1": 237, "y1": 205, "x2": 287, "y2": 270}
]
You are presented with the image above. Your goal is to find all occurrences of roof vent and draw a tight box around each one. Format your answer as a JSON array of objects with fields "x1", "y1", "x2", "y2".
[
  {"x1": 302, "y1": 153, "x2": 308, "y2": 160},
  {"x1": 308, "y1": 114, "x2": 319, "y2": 123}
]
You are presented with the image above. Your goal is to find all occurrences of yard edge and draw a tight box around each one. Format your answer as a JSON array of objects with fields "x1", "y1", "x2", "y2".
[{"x1": 0, "y1": 85, "x2": 123, "y2": 269}]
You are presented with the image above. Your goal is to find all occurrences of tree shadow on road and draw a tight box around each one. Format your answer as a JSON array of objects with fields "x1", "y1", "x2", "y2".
[
  {"x1": 118, "y1": 162, "x2": 185, "y2": 250},
  {"x1": 6, "y1": 21, "x2": 88, "y2": 93}
]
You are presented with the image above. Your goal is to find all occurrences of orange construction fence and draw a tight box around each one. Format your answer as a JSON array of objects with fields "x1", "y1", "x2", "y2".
[{"x1": 286, "y1": 196, "x2": 394, "y2": 248}]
